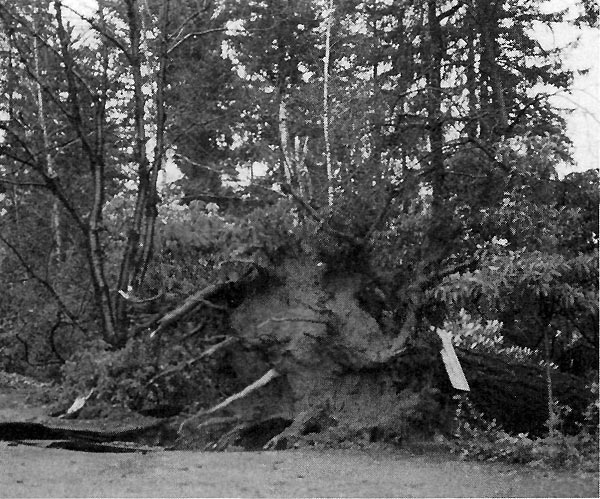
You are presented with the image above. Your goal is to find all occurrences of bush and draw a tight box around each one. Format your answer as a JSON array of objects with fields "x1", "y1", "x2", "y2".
[
  {"x1": 60, "y1": 338, "x2": 158, "y2": 409},
  {"x1": 451, "y1": 394, "x2": 598, "y2": 470},
  {"x1": 59, "y1": 332, "x2": 228, "y2": 414}
]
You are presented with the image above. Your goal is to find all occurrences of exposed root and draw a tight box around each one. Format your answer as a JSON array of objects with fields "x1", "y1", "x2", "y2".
[
  {"x1": 210, "y1": 422, "x2": 251, "y2": 451},
  {"x1": 178, "y1": 369, "x2": 280, "y2": 434},
  {"x1": 263, "y1": 407, "x2": 330, "y2": 450}
]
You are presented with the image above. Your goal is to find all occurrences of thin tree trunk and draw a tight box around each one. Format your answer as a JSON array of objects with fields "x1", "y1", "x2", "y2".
[
  {"x1": 544, "y1": 327, "x2": 557, "y2": 436},
  {"x1": 425, "y1": 0, "x2": 448, "y2": 264},
  {"x1": 481, "y1": 28, "x2": 508, "y2": 134},
  {"x1": 278, "y1": 91, "x2": 312, "y2": 200},
  {"x1": 323, "y1": 0, "x2": 334, "y2": 207},
  {"x1": 33, "y1": 24, "x2": 62, "y2": 262},
  {"x1": 137, "y1": 0, "x2": 170, "y2": 286},
  {"x1": 465, "y1": 26, "x2": 478, "y2": 139},
  {"x1": 475, "y1": 1, "x2": 507, "y2": 137},
  {"x1": 116, "y1": 0, "x2": 150, "y2": 323},
  {"x1": 278, "y1": 93, "x2": 294, "y2": 186},
  {"x1": 54, "y1": 1, "x2": 116, "y2": 343},
  {"x1": 294, "y1": 136, "x2": 312, "y2": 200}
]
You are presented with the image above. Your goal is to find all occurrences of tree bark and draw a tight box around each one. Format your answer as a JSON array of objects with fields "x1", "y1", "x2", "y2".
[
  {"x1": 278, "y1": 93, "x2": 311, "y2": 201},
  {"x1": 425, "y1": 0, "x2": 449, "y2": 265},
  {"x1": 544, "y1": 327, "x2": 557, "y2": 435},
  {"x1": 33, "y1": 31, "x2": 62, "y2": 262},
  {"x1": 323, "y1": 0, "x2": 334, "y2": 207},
  {"x1": 54, "y1": 0, "x2": 117, "y2": 343},
  {"x1": 278, "y1": 93, "x2": 295, "y2": 186},
  {"x1": 136, "y1": 0, "x2": 170, "y2": 287},
  {"x1": 465, "y1": 23, "x2": 479, "y2": 139},
  {"x1": 475, "y1": 1, "x2": 508, "y2": 138},
  {"x1": 116, "y1": 0, "x2": 150, "y2": 327}
]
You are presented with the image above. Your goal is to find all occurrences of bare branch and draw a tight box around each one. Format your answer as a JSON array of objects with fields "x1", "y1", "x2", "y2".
[
  {"x1": 0, "y1": 177, "x2": 47, "y2": 188},
  {"x1": 167, "y1": 27, "x2": 229, "y2": 54}
]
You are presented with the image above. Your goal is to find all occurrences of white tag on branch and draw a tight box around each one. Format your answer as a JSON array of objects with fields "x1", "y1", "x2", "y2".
[{"x1": 437, "y1": 329, "x2": 470, "y2": 391}]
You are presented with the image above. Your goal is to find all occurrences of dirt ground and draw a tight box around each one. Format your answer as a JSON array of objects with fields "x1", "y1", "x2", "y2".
[
  {"x1": 0, "y1": 444, "x2": 598, "y2": 498},
  {"x1": 0, "y1": 374, "x2": 597, "y2": 498}
]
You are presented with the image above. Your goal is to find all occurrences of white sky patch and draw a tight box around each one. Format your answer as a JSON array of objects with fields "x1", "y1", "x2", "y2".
[
  {"x1": 223, "y1": 161, "x2": 269, "y2": 190},
  {"x1": 159, "y1": 148, "x2": 184, "y2": 186},
  {"x1": 534, "y1": 1, "x2": 599, "y2": 174}
]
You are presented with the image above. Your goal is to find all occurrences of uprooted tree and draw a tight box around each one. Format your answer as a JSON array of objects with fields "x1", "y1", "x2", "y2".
[{"x1": 0, "y1": 0, "x2": 597, "y2": 450}]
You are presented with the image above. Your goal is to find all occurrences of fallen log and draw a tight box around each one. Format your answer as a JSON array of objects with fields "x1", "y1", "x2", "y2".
[
  {"x1": 14, "y1": 439, "x2": 161, "y2": 453},
  {"x1": 457, "y1": 348, "x2": 593, "y2": 436},
  {"x1": 0, "y1": 419, "x2": 167, "y2": 444}
]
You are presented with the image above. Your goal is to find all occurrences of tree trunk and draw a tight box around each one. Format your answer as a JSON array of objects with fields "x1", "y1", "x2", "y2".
[
  {"x1": 54, "y1": 1, "x2": 117, "y2": 343},
  {"x1": 116, "y1": 0, "x2": 150, "y2": 327},
  {"x1": 294, "y1": 136, "x2": 312, "y2": 201},
  {"x1": 481, "y1": 29, "x2": 508, "y2": 134},
  {"x1": 33, "y1": 32, "x2": 62, "y2": 262},
  {"x1": 323, "y1": 0, "x2": 334, "y2": 207},
  {"x1": 425, "y1": 0, "x2": 449, "y2": 264},
  {"x1": 544, "y1": 327, "x2": 557, "y2": 435},
  {"x1": 278, "y1": 93, "x2": 295, "y2": 186},
  {"x1": 465, "y1": 26, "x2": 478, "y2": 139},
  {"x1": 475, "y1": 1, "x2": 508, "y2": 138},
  {"x1": 136, "y1": 0, "x2": 170, "y2": 287}
]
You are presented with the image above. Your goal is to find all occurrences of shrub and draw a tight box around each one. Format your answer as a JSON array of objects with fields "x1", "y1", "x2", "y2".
[
  {"x1": 451, "y1": 394, "x2": 599, "y2": 470},
  {"x1": 60, "y1": 338, "x2": 158, "y2": 409}
]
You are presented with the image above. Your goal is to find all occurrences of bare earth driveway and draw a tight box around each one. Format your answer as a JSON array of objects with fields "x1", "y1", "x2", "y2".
[{"x1": 0, "y1": 376, "x2": 597, "y2": 498}]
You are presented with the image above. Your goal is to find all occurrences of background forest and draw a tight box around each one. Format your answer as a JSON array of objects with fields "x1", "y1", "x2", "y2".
[{"x1": 0, "y1": 0, "x2": 597, "y2": 465}]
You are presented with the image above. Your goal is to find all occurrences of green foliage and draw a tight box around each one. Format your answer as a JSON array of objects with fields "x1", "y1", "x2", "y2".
[
  {"x1": 437, "y1": 249, "x2": 597, "y2": 307},
  {"x1": 434, "y1": 245, "x2": 598, "y2": 359},
  {"x1": 437, "y1": 309, "x2": 547, "y2": 366},
  {"x1": 451, "y1": 395, "x2": 599, "y2": 470},
  {"x1": 60, "y1": 333, "x2": 226, "y2": 412},
  {"x1": 60, "y1": 339, "x2": 157, "y2": 408}
]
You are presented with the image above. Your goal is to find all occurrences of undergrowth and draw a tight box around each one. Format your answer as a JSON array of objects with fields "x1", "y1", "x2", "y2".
[{"x1": 451, "y1": 392, "x2": 599, "y2": 470}]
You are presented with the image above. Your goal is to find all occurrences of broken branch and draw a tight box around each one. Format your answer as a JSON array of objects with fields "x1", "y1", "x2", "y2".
[
  {"x1": 150, "y1": 282, "x2": 230, "y2": 337},
  {"x1": 204, "y1": 368, "x2": 279, "y2": 416},
  {"x1": 147, "y1": 337, "x2": 237, "y2": 387},
  {"x1": 178, "y1": 368, "x2": 280, "y2": 434}
]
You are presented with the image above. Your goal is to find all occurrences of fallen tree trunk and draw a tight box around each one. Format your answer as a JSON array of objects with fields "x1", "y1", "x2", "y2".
[
  {"x1": 457, "y1": 348, "x2": 592, "y2": 436},
  {"x1": 0, "y1": 419, "x2": 167, "y2": 444}
]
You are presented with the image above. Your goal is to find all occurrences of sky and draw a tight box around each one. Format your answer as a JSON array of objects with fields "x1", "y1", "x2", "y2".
[{"x1": 534, "y1": 1, "x2": 599, "y2": 175}]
